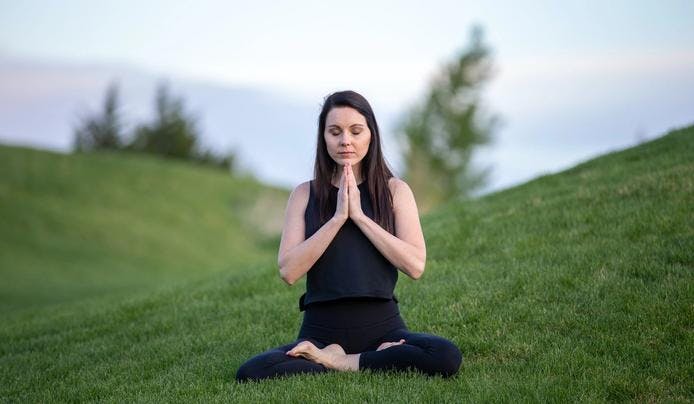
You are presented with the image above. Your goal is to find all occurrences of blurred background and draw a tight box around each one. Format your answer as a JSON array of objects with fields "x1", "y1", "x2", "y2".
[
  {"x1": 3, "y1": 0, "x2": 693, "y2": 194},
  {"x1": 1, "y1": 0, "x2": 693, "y2": 308}
]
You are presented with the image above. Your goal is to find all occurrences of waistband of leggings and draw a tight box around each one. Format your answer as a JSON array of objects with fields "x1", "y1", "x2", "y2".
[{"x1": 302, "y1": 297, "x2": 400, "y2": 329}]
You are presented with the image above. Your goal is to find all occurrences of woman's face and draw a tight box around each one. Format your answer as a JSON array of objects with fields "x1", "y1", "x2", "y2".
[{"x1": 324, "y1": 107, "x2": 372, "y2": 168}]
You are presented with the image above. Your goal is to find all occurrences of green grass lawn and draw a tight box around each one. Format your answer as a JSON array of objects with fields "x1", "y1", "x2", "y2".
[
  {"x1": 0, "y1": 147, "x2": 287, "y2": 311},
  {"x1": 1, "y1": 126, "x2": 692, "y2": 402}
]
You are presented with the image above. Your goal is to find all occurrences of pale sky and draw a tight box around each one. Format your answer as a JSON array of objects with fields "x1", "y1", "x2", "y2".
[
  {"x1": 1, "y1": 0, "x2": 693, "y2": 193},
  {"x1": 3, "y1": 0, "x2": 693, "y2": 100}
]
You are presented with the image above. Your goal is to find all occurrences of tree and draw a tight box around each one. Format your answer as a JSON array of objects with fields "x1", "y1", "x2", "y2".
[
  {"x1": 128, "y1": 82, "x2": 200, "y2": 160},
  {"x1": 195, "y1": 147, "x2": 238, "y2": 173},
  {"x1": 74, "y1": 80, "x2": 238, "y2": 173},
  {"x1": 398, "y1": 25, "x2": 500, "y2": 213},
  {"x1": 73, "y1": 82, "x2": 124, "y2": 152}
]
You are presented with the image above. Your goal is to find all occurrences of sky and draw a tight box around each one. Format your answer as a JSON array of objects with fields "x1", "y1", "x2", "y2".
[{"x1": 1, "y1": 0, "x2": 693, "y2": 193}]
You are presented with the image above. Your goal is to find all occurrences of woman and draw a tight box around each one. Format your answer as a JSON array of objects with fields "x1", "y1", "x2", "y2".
[{"x1": 235, "y1": 90, "x2": 462, "y2": 382}]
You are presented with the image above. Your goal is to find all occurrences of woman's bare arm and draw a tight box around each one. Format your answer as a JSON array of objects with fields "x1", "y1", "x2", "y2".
[
  {"x1": 277, "y1": 181, "x2": 346, "y2": 285},
  {"x1": 352, "y1": 178, "x2": 427, "y2": 280}
]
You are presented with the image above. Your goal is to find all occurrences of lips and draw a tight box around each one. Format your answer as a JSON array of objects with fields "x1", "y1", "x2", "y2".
[{"x1": 338, "y1": 152, "x2": 354, "y2": 155}]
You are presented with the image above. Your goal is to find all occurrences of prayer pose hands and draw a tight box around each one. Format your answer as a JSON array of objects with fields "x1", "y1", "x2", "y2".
[{"x1": 334, "y1": 163, "x2": 364, "y2": 223}]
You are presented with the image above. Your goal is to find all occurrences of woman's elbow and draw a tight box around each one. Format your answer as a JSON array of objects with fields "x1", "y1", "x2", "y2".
[
  {"x1": 408, "y1": 259, "x2": 426, "y2": 280},
  {"x1": 409, "y1": 247, "x2": 426, "y2": 280},
  {"x1": 278, "y1": 255, "x2": 295, "y2": 285},
  {"x1": 279, "y1": 267, "x2": 297, "y2": 286}
]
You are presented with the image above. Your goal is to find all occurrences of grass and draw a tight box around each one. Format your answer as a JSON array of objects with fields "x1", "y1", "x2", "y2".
[
  {"x1": 0, "y1": 147, "x2": 287, "y2": 311},
  {"x1": 1, "y1": 125, "x2": 692, "y2": 402}
]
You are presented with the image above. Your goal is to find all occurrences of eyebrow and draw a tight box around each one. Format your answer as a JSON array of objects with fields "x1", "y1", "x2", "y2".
[{"x1": 328, "y1": 124, "x2": 364, "y2": 129}]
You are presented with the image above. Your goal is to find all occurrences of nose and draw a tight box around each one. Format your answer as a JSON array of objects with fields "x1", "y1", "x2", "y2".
[{"x1": 339, "y1": 133, "x2": 351, "y2": 146}]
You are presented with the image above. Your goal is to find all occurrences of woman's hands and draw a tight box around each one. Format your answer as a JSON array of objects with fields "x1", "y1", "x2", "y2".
[
  {"x1": 345, "y1": 163, "x2": 364, "y2": 221},
  {"x1": 334, "y1": 164, "x2": 349, "y2": 223},
  {"x1": 333, "y1": 163, "x2": 364, "y2": 223}
]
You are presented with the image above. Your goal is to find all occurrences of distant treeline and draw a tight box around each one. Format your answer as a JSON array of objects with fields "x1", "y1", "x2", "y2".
[
  {"x1": 74, "y1": 25, "x2": 498, "y2": 209},
  {"x1": 73, "y1": 82, "x2": 236, "y2": 172}
]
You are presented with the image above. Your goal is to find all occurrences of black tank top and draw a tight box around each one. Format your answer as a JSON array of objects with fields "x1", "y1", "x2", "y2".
[{"x1": 299, "y1": 179, "x2": 399, "y2": 311}]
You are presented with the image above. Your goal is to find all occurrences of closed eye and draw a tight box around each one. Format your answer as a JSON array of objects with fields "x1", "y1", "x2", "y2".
[
  {"x1": 330, "y1": 131, "x2": 361, "y2": 135},
  {"x1": 330, "y1": 129, "x2": 363, "y2": 136}
]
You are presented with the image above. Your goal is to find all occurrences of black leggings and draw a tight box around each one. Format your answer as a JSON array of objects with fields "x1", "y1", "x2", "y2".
[{"x1": 235, "y1": 298, "x2": 462, "y2": 382}]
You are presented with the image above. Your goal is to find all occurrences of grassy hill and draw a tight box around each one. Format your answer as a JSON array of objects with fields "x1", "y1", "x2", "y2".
[
  {"x1": 1, "y1": 126, "x2": 692, "y2": 402},
  {"x1": 0, "y1": 147, "x2": 287, "y2": 310}
]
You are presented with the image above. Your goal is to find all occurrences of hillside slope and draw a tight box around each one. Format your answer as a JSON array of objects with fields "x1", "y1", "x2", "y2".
[
  {"x1": 1, "y1": 126, "x2": 692, "y2": 402},
  {"x1": 0, "y1": 147, "x2": 287, "y2": 310}
]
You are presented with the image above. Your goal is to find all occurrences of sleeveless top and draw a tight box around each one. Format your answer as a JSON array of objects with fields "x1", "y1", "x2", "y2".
[{"x1": 299, "y1": 179, "x2": 399, "y2": 311}]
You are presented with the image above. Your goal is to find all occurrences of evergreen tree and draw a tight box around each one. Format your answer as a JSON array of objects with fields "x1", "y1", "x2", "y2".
[
  {"x1": 398, "y1": 26, "x2": 500, "y2": 212},
  {"x1": 129, "y1": 82, "x2": 200, "y2": 160},
  {"x1": 73, "y1": 82, "x2": 124, "y2": 152}
]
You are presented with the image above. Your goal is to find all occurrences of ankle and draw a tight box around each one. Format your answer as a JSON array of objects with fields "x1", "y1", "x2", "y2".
[{"x1": 333, "y1": 353, "x2": 359, "y2": 372}]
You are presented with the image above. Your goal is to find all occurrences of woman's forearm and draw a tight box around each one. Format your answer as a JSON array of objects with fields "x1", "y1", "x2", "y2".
[
  {"x1": 278, "y1": 217, "x2": 345, "y2": 285},
  {"x1": 353, "y1": 214, "x2": 425, "y2": 279}
]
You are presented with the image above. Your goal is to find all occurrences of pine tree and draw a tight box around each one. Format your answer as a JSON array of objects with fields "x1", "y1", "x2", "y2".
[
  {"x1": 73, "y1": 82, "x2": 124, "y2": 152},
  {"x1": 129, "y1": 82, "x2": 200, "y2": 160},
  {"x1": 398, "y1": 26, "x2": 500, "y2": 212}
]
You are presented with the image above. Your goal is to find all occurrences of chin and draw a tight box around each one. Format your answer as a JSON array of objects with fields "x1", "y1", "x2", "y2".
[{"x1": 334, "y1": 154, "x2": 361, "y2": 164}]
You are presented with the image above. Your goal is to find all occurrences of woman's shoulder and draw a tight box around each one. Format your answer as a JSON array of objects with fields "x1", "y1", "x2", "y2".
[
  {"x1": 387, "y1": 176, "x2": 409, "y2": 195},
  {"x1": 293, "y1": 180, "x2": 312, "y2": 196},
  {"x1": 287, "y1": 180, "x2": 311, "y2": 206},
  {"x1": 387, "y1": 177, "x2": 417, "y2": 211}
]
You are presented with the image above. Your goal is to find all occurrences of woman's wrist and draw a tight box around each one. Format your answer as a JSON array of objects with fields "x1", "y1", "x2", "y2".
[
  {"x1": 331, "y1": 214, "x2": 348, "y2": 225},
  {"x1": 350, "y1": 211, "x2": 367, "y2": 225}
]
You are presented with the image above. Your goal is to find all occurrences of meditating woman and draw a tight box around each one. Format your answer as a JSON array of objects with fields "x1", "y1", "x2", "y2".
[{"x1": 235, "y1": 90, "x2": 462, "y2": 382}]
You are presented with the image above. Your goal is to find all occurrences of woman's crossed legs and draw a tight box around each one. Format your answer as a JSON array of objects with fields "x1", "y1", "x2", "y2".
[{"x1": 235, "y1": 328, "x2": 462, "y2": 382}]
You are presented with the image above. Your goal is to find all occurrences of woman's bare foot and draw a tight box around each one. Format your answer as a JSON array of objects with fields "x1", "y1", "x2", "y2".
[
  {"x1": 322, "y1": 343, "x2": 346, "y2": 357},
  {"x1": 286, "y1": 341, "x2": 357, "y2": 371},
  {"x1": 286, "y1": 341, "x2": 341, "y2": 368},
  {"x1": 376, "y1": 339, "x2": 406, "y2": 351}
]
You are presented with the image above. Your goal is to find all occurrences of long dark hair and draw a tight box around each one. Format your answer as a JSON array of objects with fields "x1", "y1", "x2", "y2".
[{"x1": 313, "y1": 90, "x2": 396, "y2": 234}]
